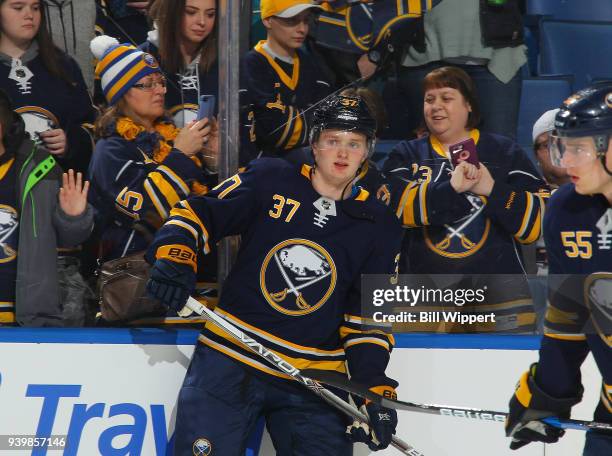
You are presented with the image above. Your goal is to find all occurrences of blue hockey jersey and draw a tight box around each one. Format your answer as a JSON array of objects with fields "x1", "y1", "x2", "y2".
[
  {"x1": 383, "y1": 131, "x2": 550, "y2": 332},
  {"x1": 147, "y1": 158, "x2": 402, "y2": 389},
  {"x1": 537, "y1": 184, "x2": 611, "y2": 426},
  {"x1": 88, "y1": 133, "x2": 211, "y2": 262},
  {"x1": 384, "y1": 130, "x2": 549, "y2": 274},
  {"x1": 0, "y1": 46, "x2": 95, "y2": 174},
  {"x1": 243, "y1": 42, "x2": 331, "y2": 156}
]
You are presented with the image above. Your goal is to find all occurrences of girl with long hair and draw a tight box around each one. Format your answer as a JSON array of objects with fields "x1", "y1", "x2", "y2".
[
  {"x1": 0, "y1": 0, "x2": 96, "y2": 173},
  {"x1": 143, "y1": 0, "x2": 217, "y2": 128}
]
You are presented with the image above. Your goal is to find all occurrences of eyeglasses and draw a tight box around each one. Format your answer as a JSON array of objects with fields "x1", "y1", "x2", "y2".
[{"x1": 132, "y1": 78, "x2": 167, "y2": 91}]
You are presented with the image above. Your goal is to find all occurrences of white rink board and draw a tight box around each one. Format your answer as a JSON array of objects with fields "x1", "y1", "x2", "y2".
[
  {"x1": 0, "y1": 332, "x2": 601, "y2": 456},
  {"x1": 261, "y1": 348, "x2": 601, "y2": 456}
]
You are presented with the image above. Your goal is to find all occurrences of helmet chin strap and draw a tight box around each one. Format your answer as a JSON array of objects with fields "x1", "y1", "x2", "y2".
[
  {"x1": 595, "y1": 134, "x2": 612, "y2": 176},
  {"x1": 601, "y1": 152, "x2": 612, "y2": 177}
]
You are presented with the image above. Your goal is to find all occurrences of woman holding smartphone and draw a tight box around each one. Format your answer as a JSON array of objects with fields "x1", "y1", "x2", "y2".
[
  {"x1": 0, "y1": 0, "x2": 95, "y2": 173},
  {"x1": 383, "y1": 66, "x2": 549, "y2": 333},
  {"x1": 88, "y1": 36, "x2": 215, "y2": 264},
  {"x1": 143, "y1": 0, "x2": 218, "y2": 128}
]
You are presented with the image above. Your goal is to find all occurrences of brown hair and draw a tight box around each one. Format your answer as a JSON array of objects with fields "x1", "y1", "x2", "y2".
[
  {"x1": 0, "y1": 0, "x2": 74, "y2": 86},
  {"x1": 340, "y1": 87, "x2": 388, "y2": 137},
  {"x1": 94, "y1": 102, "x2": 128, "y2": 139},
  {"x1": 149, "y1": 0, "x2": 217, "y2": 75},
  {"x1": 422, "y1": 66, "x2": 481, "y2": 130}
]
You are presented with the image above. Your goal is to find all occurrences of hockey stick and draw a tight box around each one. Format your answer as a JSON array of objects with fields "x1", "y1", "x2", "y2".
[
  {"x1": 300, "y1": 369, "x2": 612, "y2": 433},
  {"x1": 183, "y1": 297, "x2": 424, "y2": 456}
]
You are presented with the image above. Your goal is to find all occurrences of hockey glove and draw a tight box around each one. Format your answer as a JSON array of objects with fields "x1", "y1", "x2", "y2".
[
  {"x1": 505, "y1": 363, "x2": 583, "y2": 450},
  {"x1": 346, "y1": 401, "x2": 397, "y2": 451},
  {"x1": 147, "y1": 259, "x2": 196, "y2": 312}
]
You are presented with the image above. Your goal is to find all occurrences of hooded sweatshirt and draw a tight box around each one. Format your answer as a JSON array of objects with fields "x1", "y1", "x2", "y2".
[{"x1": 43, "y1": 0, "x2": 96, "y2": 93}]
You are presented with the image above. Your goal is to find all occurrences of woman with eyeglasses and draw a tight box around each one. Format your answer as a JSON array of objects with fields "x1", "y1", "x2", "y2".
[
  {"x1": 0, "y1": 0, "x2": 96, "y2": 174},
  {"x1": 88, "y1": 36, "x2": 216, "y2": 267}
]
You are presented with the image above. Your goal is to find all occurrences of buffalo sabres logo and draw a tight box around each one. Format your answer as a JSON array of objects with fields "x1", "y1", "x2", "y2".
[
  {"x1": 424, "y1": 195, "x2": 490, "y2": 258},
  {"x1": 346, "y1": 2, "x2": 374, "y2": 51},
  {"x1": 169, "y1": 103, "x2": 199, "y2": 128},
  {"x1": 192, "y1": 438, "x2": 212, "y2": 456},
  {"x1": 0, "y1": 205, "x2": 18, "y2": 263},
  {"x1": 260, "y1": 239, "x2": 337, "y2": 316},
  {"x1": 142, "y1": 53, "x2": 159, "y2": 69},
  {"x1": 15, "y1": 106, "x2": 59, "y2": 144},
  {"x1": 584, "y1": 273, "x2": 612, "y2": 345}
]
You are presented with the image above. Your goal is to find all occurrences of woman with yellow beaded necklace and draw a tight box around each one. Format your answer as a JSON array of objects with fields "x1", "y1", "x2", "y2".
[{"x1": 88, "y1": 35, "x2": 217, "y2": 263}]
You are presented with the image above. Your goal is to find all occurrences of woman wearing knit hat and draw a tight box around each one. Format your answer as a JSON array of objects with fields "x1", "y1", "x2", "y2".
[
  {"x1": 0, "y1": 0, "x2": 96, "y2": 174},
  {"x1": 88, "y1": 35, "x2": 216, "y2": 271}
]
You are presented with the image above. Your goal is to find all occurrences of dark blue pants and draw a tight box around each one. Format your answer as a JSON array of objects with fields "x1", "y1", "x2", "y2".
[
  {"x1": 583, "y1": 430, "x2": 612, "y2": 456},
  {"x1": 173, "y1": 344, "x2": 353, "y2": 456}
]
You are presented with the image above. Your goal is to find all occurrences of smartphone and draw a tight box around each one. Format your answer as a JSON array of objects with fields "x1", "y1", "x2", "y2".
[
  {"x1": 449, "y1": 138, "x2": 480, "y2": 168},
  {"x1": 197, "y1": 95, "x2": 216, "y2": 121}
]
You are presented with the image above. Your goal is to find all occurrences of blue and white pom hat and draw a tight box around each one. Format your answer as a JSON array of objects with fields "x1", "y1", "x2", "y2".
[{"x1": 91, "y1": 35, "x2": 161, "y2": 106}]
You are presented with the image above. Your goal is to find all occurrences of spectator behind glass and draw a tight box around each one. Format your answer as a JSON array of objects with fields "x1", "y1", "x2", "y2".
[
  {"x1": 393, "y1": 0, "x2": 525, "y2": 141},
  {"x1": 383, "y1": 67, "x2": 550, "y2": 333},
  {"x1": 0, "y1": 0, "x2": 96, "y2": 175},
  {"x1": 532, "y1": 108, "x2": 571, "y2": 188},
  {"x1": 95, "y1": 0, "x2": 151, "y2": 46},
  {"x1": 244, "y1": 0, "x2": 331, "y2": 161},
  {"x1": 144, "y1": 0, "x2": 217, "y2": 128},
  {"x1": 88, "y1": 36, "x2": 216, "y2": 265},
  {"x1": 0, "y1": 89, "x2": 94, "y2": 327},
  {"x1": 43, "y1": 0, "x2": 96, "y2": 93}
]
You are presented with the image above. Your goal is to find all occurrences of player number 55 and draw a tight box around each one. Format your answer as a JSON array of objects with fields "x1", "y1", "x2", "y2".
[{"x1": 561, "y1": 231, "x2": 593, "y2": 259}]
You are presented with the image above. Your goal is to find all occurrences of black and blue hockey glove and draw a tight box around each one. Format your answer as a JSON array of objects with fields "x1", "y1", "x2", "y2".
[
  {"x1": 147, "y1": 259, "x2": 196, "y2": 312},
  {"x1": 346, "y1": 401, "x2": 398, "y2": 451},
  {"x1": 505, "y1": 363, "x2": 583, "y2": 450}
]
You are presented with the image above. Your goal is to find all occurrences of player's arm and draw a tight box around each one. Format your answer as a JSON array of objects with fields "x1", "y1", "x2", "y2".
[
  {"x1": 90, "y1": 136, "x2": 205, "y2": 224},
  {"x1": 342, "y1": 213, "x2": 402, "y2": 450},
  {"x1": 147, "y1": 161, "x2": 262, "y2": 265},
  {"x1": 383, "y1": 143, "x2": 473, "y2": 227},
  {"x1": 484, "y1": 143, "x2": 550, "y2": 244},
  {"x1": 145, "y1": 162, "x2": 262, "y2": 309},
  {"x1": 505, "y1": 203, "x2": 589, "y2": 450}
]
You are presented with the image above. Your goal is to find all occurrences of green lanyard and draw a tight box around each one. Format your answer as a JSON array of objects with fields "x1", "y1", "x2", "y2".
[{"x1": 21, "y1": 154, "x2": 56, "y2": 208}]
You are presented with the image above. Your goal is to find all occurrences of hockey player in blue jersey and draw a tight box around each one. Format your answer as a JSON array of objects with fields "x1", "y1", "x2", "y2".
[
  {"x1": 146, "y1": 93, "x2": 402, "y2": 454},
  {"x1": 505, "y1": 82, "x2": 612, "y2": 455}
]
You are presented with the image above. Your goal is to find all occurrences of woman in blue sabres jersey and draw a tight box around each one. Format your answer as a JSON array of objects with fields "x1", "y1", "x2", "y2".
[
  {"x1": 146, "y1": 94, "x2": 402, "y2": 454},
  {"x1": 506, "y1": 82, "x2": 612, "y2": 455},
  {"x1": 88, "y1": 36, "x2": 215, "y2": 264},
  {"x1": 383, "y1": 66, "x2": 549, "y2": 333},
  {"x1": 0, "y1": 0, "x2": 95, "y2": 174}
]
